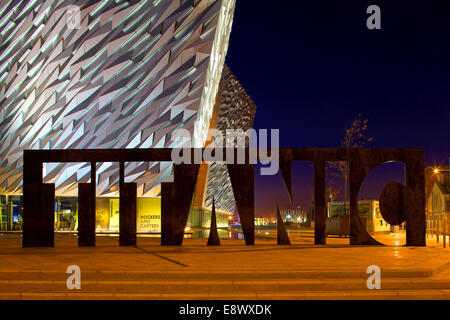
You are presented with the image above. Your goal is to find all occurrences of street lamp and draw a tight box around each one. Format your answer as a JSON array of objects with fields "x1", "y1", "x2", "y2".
[{"x1": 426, "y1": 167, "x2": 449, "y2": 175}]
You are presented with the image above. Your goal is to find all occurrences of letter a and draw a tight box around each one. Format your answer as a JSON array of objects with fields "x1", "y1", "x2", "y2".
[
  {"x1": 66, "y1": 265, "x2": 81, "y2": 290},
  {"x1": 366, "y1": 5, "x2": 381, "y2": 30},
  {"x1": 366, "y1": 265, "x2": 381, "y2": 289}
]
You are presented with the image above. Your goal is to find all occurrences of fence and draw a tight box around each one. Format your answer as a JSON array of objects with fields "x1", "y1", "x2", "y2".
[{"x1": 427, "y1": 217, "x2": 449, "y2": 248}]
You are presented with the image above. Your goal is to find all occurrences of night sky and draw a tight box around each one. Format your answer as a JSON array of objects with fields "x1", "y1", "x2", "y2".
[{"x1": 225, "y1": 1, "x2": 450, "y2": 217}]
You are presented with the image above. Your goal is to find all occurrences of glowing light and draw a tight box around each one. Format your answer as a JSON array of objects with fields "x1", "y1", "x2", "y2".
[{"x1": 434, "y1": 168, "x2": 439, "y2": 174}]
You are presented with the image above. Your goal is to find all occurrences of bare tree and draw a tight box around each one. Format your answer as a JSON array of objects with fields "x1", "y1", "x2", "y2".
[
  {"x1": 328, "y1": 114, "x2": 373, "y2": 213},
  {"x1": 326, "y1": 180, "x2": 340, "y2": 203}
]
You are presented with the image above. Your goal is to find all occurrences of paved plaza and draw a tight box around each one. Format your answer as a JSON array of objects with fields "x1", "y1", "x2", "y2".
[{"x1": 1, "y1": 232, "x2": 450, "y2": 300}]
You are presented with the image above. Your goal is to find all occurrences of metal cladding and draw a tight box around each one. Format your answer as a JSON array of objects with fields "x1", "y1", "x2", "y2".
[
  {"x1": 207, "y1": 197, "x2": 220, "y2": 246},
  {"x1": 276, "y1": 202, "x2": 290, "y2": 245},
  {"x1": 0, "y1": 0, "x2": 236, "y2": 197},
  {"x1": 203, "y1": 65, "x2": 257, "y2": 213}
]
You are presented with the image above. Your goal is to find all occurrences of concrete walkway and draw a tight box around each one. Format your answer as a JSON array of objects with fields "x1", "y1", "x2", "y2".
[{"x1": 1, "y1": 233, "x2": 450, "y2": 299}]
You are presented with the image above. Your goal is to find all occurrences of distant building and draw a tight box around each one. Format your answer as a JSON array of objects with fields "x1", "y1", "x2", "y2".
[
  {"x1": 327, "y1": 200, "x2": 390, "y2": 233},
  {"x1": 279, "y1": 209, "x2": 308, "y2": 224},
  {"x1": 254, "y1": 217, "x2": 270, "y2": 226}
]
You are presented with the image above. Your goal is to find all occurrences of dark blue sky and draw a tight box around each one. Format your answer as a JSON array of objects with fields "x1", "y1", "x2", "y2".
[
  {"x1": 225, "y1": 1, "x2": 450, "y2": 216},
  {"x1": 226, "y1": 0, "x2": 449, "y2": 164}
]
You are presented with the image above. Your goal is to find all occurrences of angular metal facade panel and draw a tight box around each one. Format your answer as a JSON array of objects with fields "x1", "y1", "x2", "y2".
[
  {"x1": 0, "y1": 0, "x2": 235, "y2": 196},
  {"x1": 204, "y1": 65, "x2": 257, "y2": 213}
]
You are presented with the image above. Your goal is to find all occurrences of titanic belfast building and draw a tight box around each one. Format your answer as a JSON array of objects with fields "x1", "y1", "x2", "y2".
[{"x1": 0, "y1": 0, "x2": 256, "y2": 233}]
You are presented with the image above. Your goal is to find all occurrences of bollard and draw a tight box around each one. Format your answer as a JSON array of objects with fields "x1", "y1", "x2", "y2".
[
  {"x1": 428, "y1": 220, "x2": 431, "y2": 239},
  {"x1": 430, "y1": 220, "x2": 432, "y2": 238},
  {"x1": 444, "y1": 219, "x2": 447, "y2": 248},
  {"x1": 432, "y1": 220, "x2": 434, "y2": 238},
  {"x1": 429, "y1": 220, "x2": 431, "y2": 238},
  {"x1": 437, "y1": 220, "x2": 440, "y2": 244}
]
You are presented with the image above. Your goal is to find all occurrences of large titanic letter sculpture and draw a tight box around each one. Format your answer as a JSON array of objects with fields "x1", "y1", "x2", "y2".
[{"x1": 22, "y1": 147, "x2": 425, "y2": 247}]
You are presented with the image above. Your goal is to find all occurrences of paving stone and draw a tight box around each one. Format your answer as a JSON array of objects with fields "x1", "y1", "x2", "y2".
[{"x1": 1, "y1": 234, "x2": 450, "y2": 299}]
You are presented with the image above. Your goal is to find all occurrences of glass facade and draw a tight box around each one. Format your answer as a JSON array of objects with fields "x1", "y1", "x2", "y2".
[
  {"x1": 55, "y1": 197, "x2": 77, "y2": 231},
  {"x1": 0, "y1": 196, "x2": 231, "y2": 234},
  {"x1": 0, "y1": 196, "x2": 22, "y2": 231},
  {"x1": 187, "y1": 206, "x2": 230, "y2": 228},
  {"x1": 1, "y1": 196, "x2": 163, "y2": 233}
]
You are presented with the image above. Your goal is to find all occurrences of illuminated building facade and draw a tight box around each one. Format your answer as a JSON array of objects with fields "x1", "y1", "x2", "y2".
[
  {"x1": 327, "y1": 200, "x2": 391, "y2": 233},
  {"x1": 0, "y1": 0, "x2": 256, "y2": 232},
  {"x1": 279, "y1": 208, "x2": 308, "y2": 224},
  {"x1": 254, "y1": 217, "x2": 269, "y2": 226}
]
